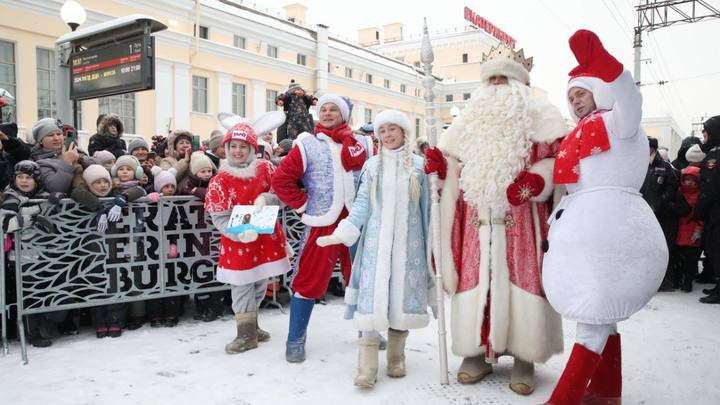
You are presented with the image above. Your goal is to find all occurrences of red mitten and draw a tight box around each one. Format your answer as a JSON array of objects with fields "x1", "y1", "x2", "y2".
[
  {"x1": 424, "y1": 147, "x2": 447, "y2": 180},
  {"x1": 506, "y1": 170, "x2": 545, "y2": 206},
  {"x1": 568, "y1": 29, "x2": 623, "y2": 83}
]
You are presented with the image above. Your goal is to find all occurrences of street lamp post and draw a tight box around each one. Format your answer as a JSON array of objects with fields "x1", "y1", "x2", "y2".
[{"x1": 59, "y1": 1, "x2": 86, "y2": 129}]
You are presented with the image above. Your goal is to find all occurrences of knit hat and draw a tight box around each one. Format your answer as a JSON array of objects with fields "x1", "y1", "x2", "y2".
[
  {"x1": 648, "y1": 137, "x2": 659, "y2": 151},
  {"x1": 208, "y1": 130, "x2": 225, "y2": 152},
  {"x1": 190, "y1": 152, "x2": 214, "y2": 175},
  {"x1": 373, "y1": 110, "x2": 412, "y2": 140},
  {"x1": 288, "y1": 79, "x2": 303, "y2": 92},
  {"x1": 277, "y1": 138, "x2": 294, "y2": 154},
  {"x1": 111, "y1": 155, "x2": 144, "y2": 180},
  {"x1": 223, "y1": 122, "x2": 258, "y2": 151},
  {"x1": 14, "y1": 160, "x2": 41, "y2": 185},
  {"x1": 82, "y1": 164, "x2": 112, "y2": 195},
  {"x1": 686, "y1": 144, "x2": 706, "y2": 163},
  {"x1": 316, "y1": 94, "x2": 350, "y2": 122},
  {"x1": 93, "y1": 150, "x2": 116, "y2": 166},
  {"x1": 128, "y1": 138, "x2": 149, "y2": 154},
  {"x1": 31, "y1": 118, "x2": 60, "y2": 144},
  {"x1": 152, "y1": 166, "x2": 177, "y2": 193}
]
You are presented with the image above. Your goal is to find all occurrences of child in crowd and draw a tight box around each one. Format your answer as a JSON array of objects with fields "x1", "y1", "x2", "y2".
[
  {"x1": 146, "y1": 166, "x2": 183, "y2": 327},
  {"x1": 180, "y1": 152, "x2": 215, "y2": 200},
  {"x1": 139, "y1": 166, "x2": 154, "y2": 195},
  {"x1": 205, "y1": 119, "x2": 291, "y2": 354},
  {"x1": 317, "y1": 110, "x2": 434, "y2": 388},
  {"x1": 92, "y1": 150, "x2": 116, "y2": 172},
  {"x1": 674, "y1": 166, "x2": 704, "y2": 292}
]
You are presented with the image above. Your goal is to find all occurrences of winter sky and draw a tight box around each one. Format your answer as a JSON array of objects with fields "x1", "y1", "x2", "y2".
[{"x1": 251, "y1": 0, "x2": 720, "y2": 135}]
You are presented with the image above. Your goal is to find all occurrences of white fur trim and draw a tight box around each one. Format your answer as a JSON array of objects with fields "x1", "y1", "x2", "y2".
[
  {"x1": 686, "y1": 144, "x2": 706, "y2": 163},
  {"x1": 218, "y1": 159, "x2": 259, "y2": 179},
  {"x1": 487, "y1": 211, "x2": 510, "y2": 355},
  {"x1": 295, "y1": 201, "x2": 307, "y2": 214},
  {"x1": 479, "y1": 59, "x2": 530, "y2": 85},
  {"x1": 334, "y1": 219, "x2": 361, "y2": 246},
  {"x1": 568, "y1": 76, "x2": 615, "y2": 122},
  {"x1": 355, "y1": 312, "x2": 429, "y2": 332},
  {"x1": 295, "y1": 131, "x2": 313, "y2": 172},
  {"x1": 373, "y1": 110, "x2": 412, "y2": 139},
  {"x1": 529, "y1": 97, "x2": 569, "y2": 144},
  {"x1": 216, "y1": 257, "x2": 291, "y2": 286},
  {"x1": 505, "y1": 284, "x2": 564, "y2": 363},
  {"x1": 528, "y1": 158, "x2": 555, "y2": 202},
  {"x1": 450, "y1": 285, "x2": 484, "y2": 357},
  {"x1": 438, "y1": 156, "x2": 460, "y2": 295},
  {"x1": 316, "y1": 94, "x2": 350, "y2": 122},
  {"x1": 345, "y1": 285, "x2": 359, "y2": 306}
]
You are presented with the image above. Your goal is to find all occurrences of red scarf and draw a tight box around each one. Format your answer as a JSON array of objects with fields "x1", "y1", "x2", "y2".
[
  {"x1": 314, "y1": 123, "x2": 367, "y2": 171},
  {"x1": 553, "y1": 111, "x2": 611, "y2": 184}
]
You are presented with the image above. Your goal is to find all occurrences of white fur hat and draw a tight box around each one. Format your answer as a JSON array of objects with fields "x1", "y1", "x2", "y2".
[
  {"x1": 189, "y1": 152, "x2": 214, "y2": 175},
  {"x1": 316, "y1": 94, "x2": 350, "y2": 122},
  {"x1": 373, "y1": 110, "x2": 412, "y2": 139},
  {"x1": 567, "y1": 76, "x2": 615, "y2": 122},
  {"x1": 686, "y1": 144, "x2": 706, "y2": 163},
  {"x1": 479, "y1": 59, "x2": 530, "y2": 86}
]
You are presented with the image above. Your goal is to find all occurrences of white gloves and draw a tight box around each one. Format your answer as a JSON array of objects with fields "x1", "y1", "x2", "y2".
[
  {"x1": 108, "y1": 205, "x2": 122, "y2": 222},
  {"x1": 226, "y1": 229, "x2": 259, "y2": 244},
  {"x1": 316, "y1": 234, "x2": 342, "y2": 247},
  {"x1": 97, "y1": 214, "x2": 108, "y2": 232},
  {"x1": 254, "y1": 195, "x2": 266, "y2": 211}
]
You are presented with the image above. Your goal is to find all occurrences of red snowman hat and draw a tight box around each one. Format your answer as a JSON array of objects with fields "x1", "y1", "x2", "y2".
[
  {"x1": 223, "y1": 122, "x2": 258, "y2": 151},
  {"x1": 566, "y1": 29, "x2": 624, "y2": 120}
]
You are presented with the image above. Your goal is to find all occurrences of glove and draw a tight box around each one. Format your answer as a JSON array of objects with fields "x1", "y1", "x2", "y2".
[
  {"x1": 48, "y1": 192, "x2": 65, "y2": 205},
  {"x1": 316, "y1": 234, "x2": 342, "y2": 247},
  {"x1": 424, "y1": 147, "x2": 447, "y2": 180},
  {"x1": 107, "y1": 205, "x2": 123, "y2": 222},
  {"x1": 34, "y1": 215, "x2": 56, "y2": 234},
  {"x1": 96, "y1": 213, "x2": 108, "y2": 232},
  {"x1": 236, "y1": 230, "x2": 259, "y2": 244},
  {"x1": 691, "y1": 230, "x2": 702, "y2": 243},
  {"x1": 147, "y1": 192, "x2": 160, "y2": 203},
  {"x1": 568, "y1": 29, "x2": 623, "y2": 82},
  {"x1": 254, "y1": 194, "x2": 266, "y2": 212},
  {"x1": 506, "y1": 170, "x2": 545, "y2": 206}
]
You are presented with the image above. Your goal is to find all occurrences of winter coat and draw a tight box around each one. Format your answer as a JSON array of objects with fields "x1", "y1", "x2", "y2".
[
  {"x1": 338, "y1": 150, "x2": 435, "y2": 332},
  {"x1": 111, "y1": 181, "x2": 146, "y2": 201},
  {"x1": 0, "y1": 137, "x2": 31, "y2": 191},
  {"x1": 159, "y1": 155, "x2": 189, "y2": 184},
  {"x1": 30, "y1": 146, "x2": 93, "y2": 194},
  {"x1": 204, "y1": 151, "x2": 221, "y2": 170},
  {"x1": 179, "y1": 173, "x2": 211, "y2": 200},
  {"x1": 641, "y1": 153, "x2": 682, "y2": 246},
  {"x1": 276, "y1": 92, "x2": 315, "y2": 142},
  {"x1": 695, "y1": 146, "x2": 720, "y2": 229},
  {"x1": 675, "y1": 166, "x2": 703, "y2": 247},
  {"x1": 672, "y1": 136, "x2": 702, "y2": 171},
  {"x1": 88, "y1": 132, "x2": 127, "y2": 159},
  {"x1": 0, "y1": 186, "x2": 49, "y2": 233}
]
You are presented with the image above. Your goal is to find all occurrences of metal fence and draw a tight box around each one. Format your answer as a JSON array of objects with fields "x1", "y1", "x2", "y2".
[{"x1": 0, "y1": 196, "x2": 308, "y2": 364}]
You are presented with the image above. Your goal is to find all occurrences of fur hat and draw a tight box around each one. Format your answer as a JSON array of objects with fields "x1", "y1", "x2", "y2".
[
  {"x1": 316, "y1": 94, "x2": 350, "y2": 122},
  {"x1": 168, "y1": 129, "x2": 193, "y2": 150},
  {"x1": 373, "y1": 110, "x2": 412, "y2": 140},
  {"x1": 686, "y1": 144, "x2": 706, "y2": 163},
  {"x1": 13, "y1": 160, "x2": 41, "y2": 184},
  {"x1": 93, "y1": 150, "x2": 116, "y2": 166},
  {"x1": 208, "y1": 130, "x2": 225, "y2": 152},
  {"x1": 152, "y1": 166, "x2": 177, "y2": 193},
  {"x1": 97, "y1": 113, "x2": 124, "y2": 136},
  {"x1": 111, "y1": 155, "x2": 144, "y2": 180},
  {"x1": 31, "y1": 118, "x2": 60, "y2": 144},
  {"x1": 479, "y1": 59, "x2": 530, "y2": 86},
  {"x1": 190, "y1": 152, "x2": 214, "y2": 175},
  {"x1": 128, "y1": 138, "x2": 149, "y2": 154},
  {"x1": 82, "y1": 164, "x2": 112, "y2": 190}
]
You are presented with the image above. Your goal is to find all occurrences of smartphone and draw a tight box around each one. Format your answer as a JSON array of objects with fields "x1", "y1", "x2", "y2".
[
  {"x1": 64, "y1": 130, "x2": 78, "y2": 149},
  {"x1": 191, "y1": 135, "x2": 201, "y2": 152},
  {"x1": 257, "y1": 144, "x2": 265, "y2": 159}
]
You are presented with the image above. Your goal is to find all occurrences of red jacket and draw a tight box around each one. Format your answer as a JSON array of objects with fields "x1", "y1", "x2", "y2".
[{"x1": 676, "y1": 166, "x2": 703, "y2": 247}]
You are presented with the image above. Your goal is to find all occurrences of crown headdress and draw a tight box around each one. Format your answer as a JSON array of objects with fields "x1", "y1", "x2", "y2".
[{"x1": 481, "y1": 43, "x2": 534, "y2": 72}]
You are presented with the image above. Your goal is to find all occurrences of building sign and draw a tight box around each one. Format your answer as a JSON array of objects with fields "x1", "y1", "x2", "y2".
[
  {"x1": 464, "y1": 6, "x2": 517, "y2": 48},
  {"x1": 69, "y1": 35, "x2": 155, "y2": 100}
]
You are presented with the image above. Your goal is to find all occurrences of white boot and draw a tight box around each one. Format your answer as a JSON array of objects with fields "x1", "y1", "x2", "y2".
[
  {"x1": 457, "y1": 354, "x2": 493, "y2": 384},
  {"x1": 354, "y1": 337, "x2": 379, "y2": 388},
  {"x1": 509, "y1": 358, "x2": 535, "y2": 395},
  {"x1": 386, "y1": 329, "x2": 408, "y2": 378}
]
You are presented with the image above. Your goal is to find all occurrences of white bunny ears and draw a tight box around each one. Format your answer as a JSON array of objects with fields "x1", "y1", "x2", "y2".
[{"x1": 217, "y1": 111, "x2": 286, "y2": 136}]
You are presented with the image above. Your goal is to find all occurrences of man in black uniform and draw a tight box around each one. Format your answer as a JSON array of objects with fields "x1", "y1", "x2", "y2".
[
  {"x1": 641, "y1": 137, "x2": 683, "y2": 291},
  {"x1": 695, "y1": 116, "x2": 720, "y2": 303}
]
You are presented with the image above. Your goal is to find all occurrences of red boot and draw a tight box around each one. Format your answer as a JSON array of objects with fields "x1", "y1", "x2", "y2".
[
  {"x1": 582, "y1": 334, "x2": 621, "y2": 405},
  {"x1": 544, "y1": 343, "x2": 602, "y2": 405}
]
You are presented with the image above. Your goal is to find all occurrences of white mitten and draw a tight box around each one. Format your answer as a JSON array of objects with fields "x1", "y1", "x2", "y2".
[
  {"x1": 237, "y1": 229, "x2": 259, "y2": 243},
  {"x1": 316, "y1": 234, "x2": 342, "y2": 247},
  {"x1": 253, "y1": 194, "x2": 266, "y2": 211}
]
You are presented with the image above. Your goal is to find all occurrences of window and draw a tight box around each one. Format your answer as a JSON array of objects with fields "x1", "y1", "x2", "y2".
[
  {"x1": 366, "y1": 73, "x2": 373, "y2": 84},
  {"x1": 99, "y1": 93, "x2": 136, "y2": 134},
  {"x1": 232, "y1": 83, "x2": 246, "y2": 116},
  {"x1": 233, "y1": 35, "x2": 246, "y2": 49},
  {"x1": 400, "y1": 84, "x2": 406, "y2": 93},
  {"x1": 267, "y1": 45, "x2": 278, "y2": 58},
  {"x1": 266, "y1": 89, "x2": 278, "y2": 112},
  {"x1": 192, "y1": 75, "x2": 208, "y2": 113},
  {"x1": 383, "y1": 79, "x2": 390, "y2": 89},
  {"x1": 297, "y1": 54, "x2": 306, "y2": 66},
  {"x1": 36, "y1": 48, "x2": 56, "y2": 120},
  {"x1": 446, "y1": 94, "x2": 454, "y2": 102},
  {"x1": 462, "y1": 53, "x2": 468, "y2": 63},
  {"x1": 345, "y1": 67, "x2": 352, "y2": 79},
  {"x1": 198, "y1": 25, "x2": 209, "y2": 39},
  {"x1": 0, "y1": 40, "x2": 16, "y2": 123},
  {"x1": 415, "y1": 118, "x2": 421, "y2": 137},
  {"x1": 364, "y1": 108, "x2": 372, "y2": 123},
  {"x1": 463, "y1": 93, "x2": 471, "y2": 100}
]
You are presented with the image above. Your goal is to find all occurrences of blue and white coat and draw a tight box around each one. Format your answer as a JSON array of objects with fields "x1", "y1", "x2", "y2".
[{"x1": 334, "y1": 148, "x2": 435, "y2": 332}]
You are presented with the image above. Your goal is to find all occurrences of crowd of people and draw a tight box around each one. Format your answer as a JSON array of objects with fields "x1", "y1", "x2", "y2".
[{"x1": 0, "y1": 28, "x2": 718, "y2": 405}]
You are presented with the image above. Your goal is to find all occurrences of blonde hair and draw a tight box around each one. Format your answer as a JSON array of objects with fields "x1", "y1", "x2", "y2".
[{"x1": 369, "y1": 128, "x2": 421, "y2": 209}]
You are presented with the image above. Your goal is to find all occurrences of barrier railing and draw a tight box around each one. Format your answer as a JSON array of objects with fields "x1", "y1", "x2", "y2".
[{"x1": 0, "y1": 196, "x2": 308, "y2": 364}]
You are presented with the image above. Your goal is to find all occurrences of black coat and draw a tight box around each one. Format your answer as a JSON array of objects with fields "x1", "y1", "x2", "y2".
[
  {"x1": 88, "y1": 132, "x2": 127, "y2": 158},
  {"x1": 641, "y1": 154, "x2": 681, "y2": 245},
  {"x1": 671, "y1": 136, "x2": 702, "y2": 172},
  {"x1": 0, "y1": 137, "x2": 31, "y2": 191}
]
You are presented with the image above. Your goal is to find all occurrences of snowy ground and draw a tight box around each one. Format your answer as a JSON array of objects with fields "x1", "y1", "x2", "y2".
[{"x1": 1, "y1": 289, "x2": 719, "y2": 405}]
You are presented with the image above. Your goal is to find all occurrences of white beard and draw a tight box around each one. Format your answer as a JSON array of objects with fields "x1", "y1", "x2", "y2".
[{"x1": 454, "y1": 80, "x2": 534, "y2": 211}]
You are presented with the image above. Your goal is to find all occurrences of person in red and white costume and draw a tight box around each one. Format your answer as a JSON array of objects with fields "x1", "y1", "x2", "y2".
[
  {"x1": 205, "y1": 112, "x2": 291, "y2": 354},
  {"x1": 272, "y1": 94, "x2": 375, "y2": 363},
  {"x1": 541, "y1": 30, "x2": 667, "y2": 405},
  {"x1": 424, "y1": 44, "x2": 566, "y2": 395}
]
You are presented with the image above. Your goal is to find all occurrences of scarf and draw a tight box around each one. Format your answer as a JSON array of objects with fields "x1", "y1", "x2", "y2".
[
  {"x1": 553, "y1": 110, "x2": 611, "y2": 184},
  {"x1": 314, "y1": 123, "x2": 366, "y2": 171}
]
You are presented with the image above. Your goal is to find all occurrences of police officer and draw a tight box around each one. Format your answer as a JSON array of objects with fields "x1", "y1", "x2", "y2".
[
  {"x1": 641, "y1": 136, "x2": 683, "y2": 291},
  {"x1": 695, "y1": 116, "x2": 720, "y2": 303}
]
